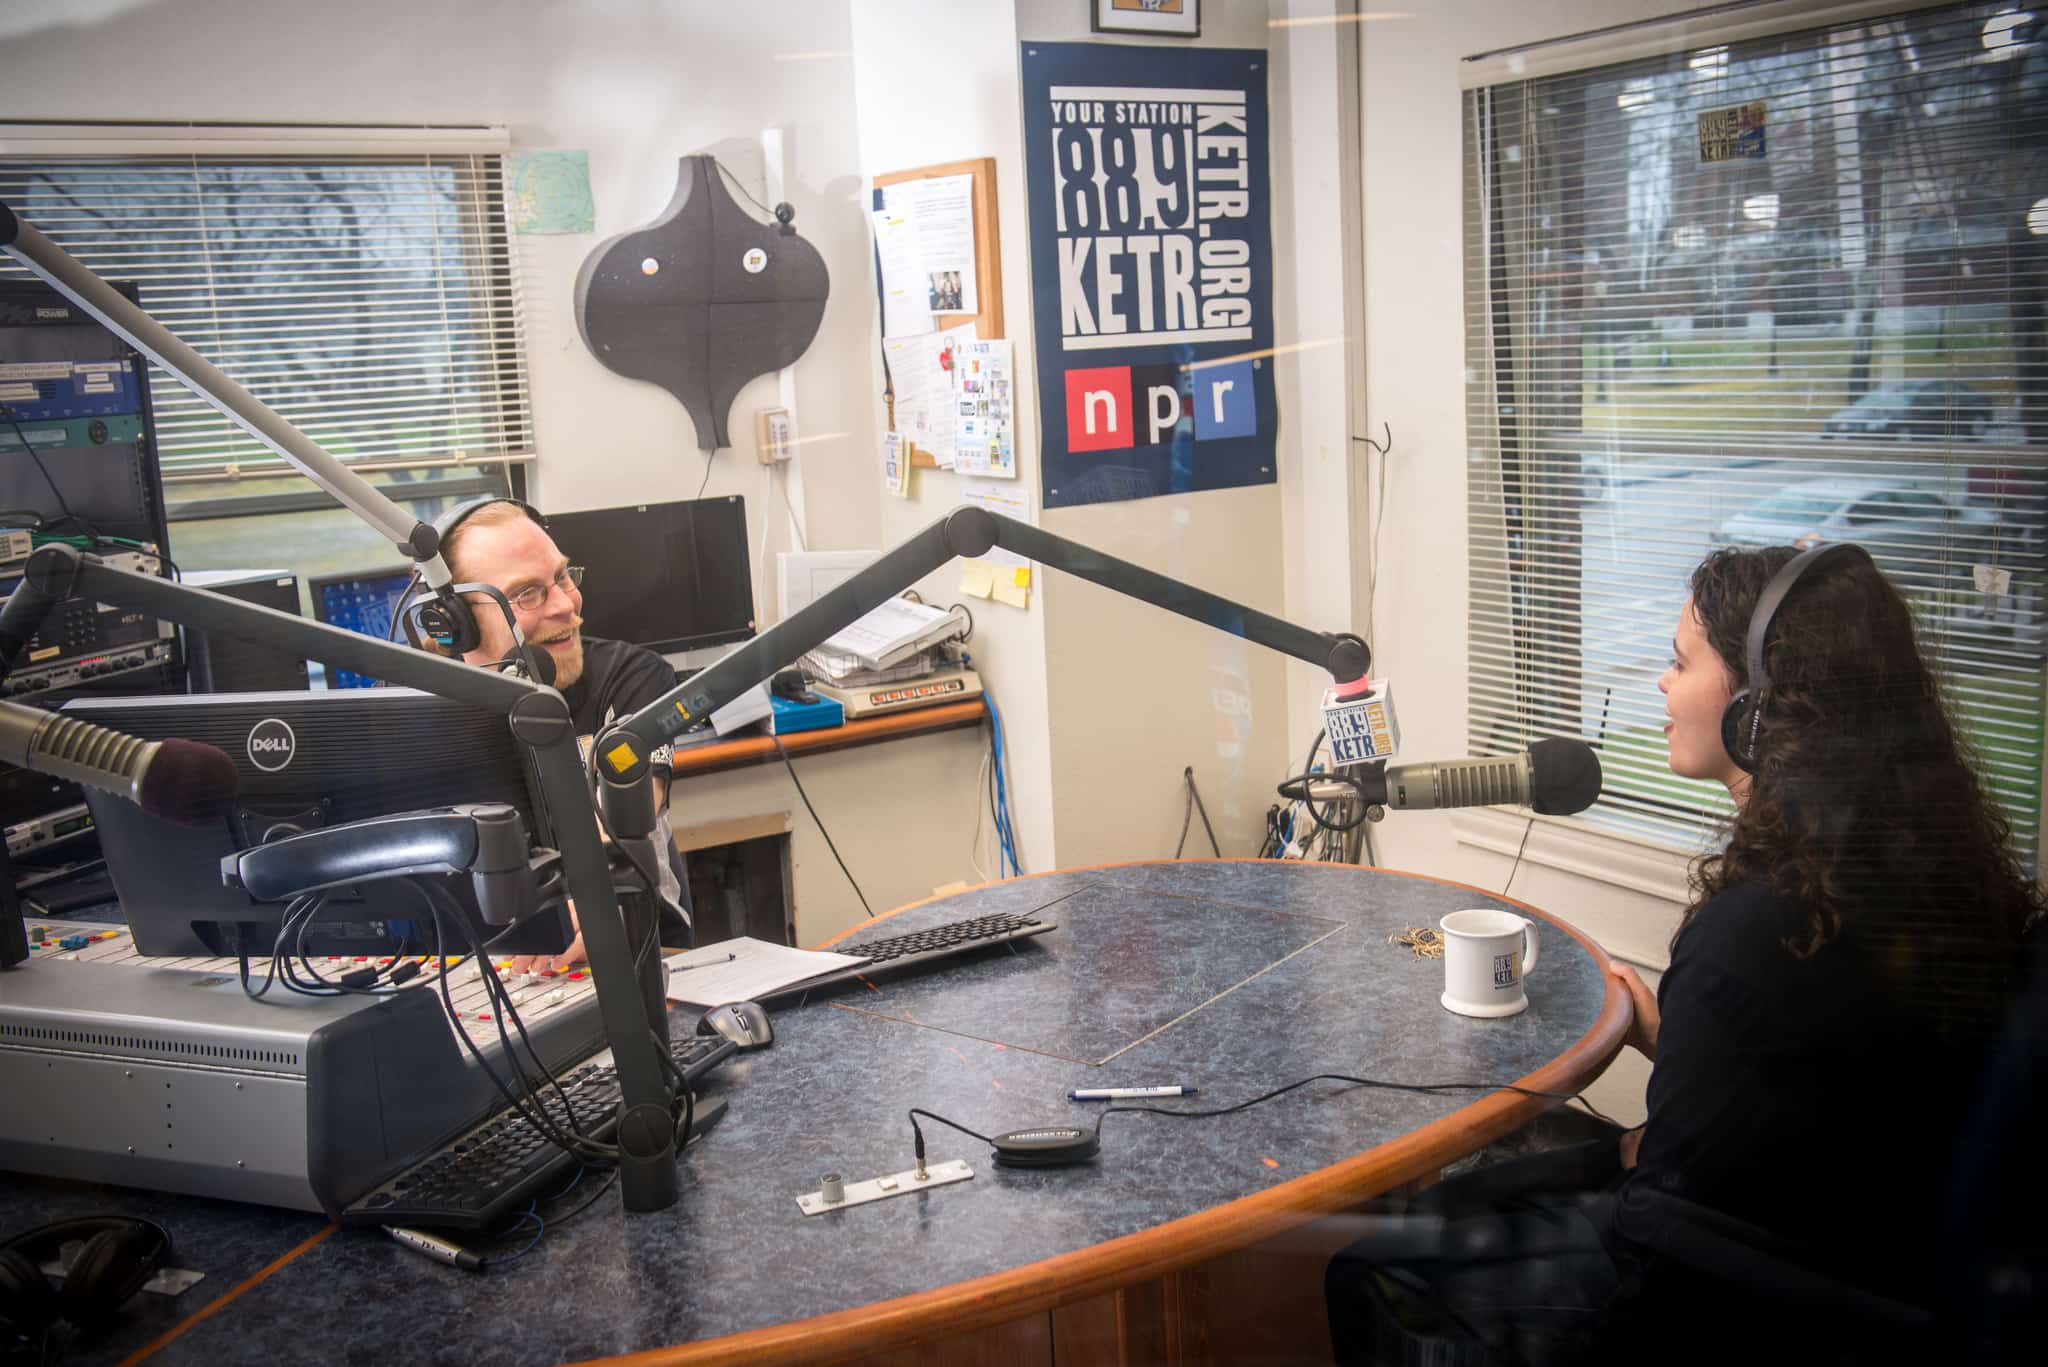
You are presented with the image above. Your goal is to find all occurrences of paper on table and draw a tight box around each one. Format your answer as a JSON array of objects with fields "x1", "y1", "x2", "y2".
[{"x1": 664, "y1": 936, "x2": 870, "y2": 1006}]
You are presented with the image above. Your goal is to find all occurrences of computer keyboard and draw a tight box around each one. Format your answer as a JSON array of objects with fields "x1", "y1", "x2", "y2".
[
  {"x1": 341, "y1": 1033, "x2": 737, "y2": 1231},
  {"x1": 765, "y1": 912, "x2": 1056, "y2": 1002}
]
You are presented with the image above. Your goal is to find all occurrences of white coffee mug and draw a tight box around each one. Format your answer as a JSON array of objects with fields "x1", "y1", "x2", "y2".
[{"x1": 1439, "y1": 908, "x2": 1540, "y2": 1018}]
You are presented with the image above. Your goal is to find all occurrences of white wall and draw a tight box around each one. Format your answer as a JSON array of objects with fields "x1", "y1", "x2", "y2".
[{"x1": 0, "y1": 0, "x2": 886, "y2": 627}]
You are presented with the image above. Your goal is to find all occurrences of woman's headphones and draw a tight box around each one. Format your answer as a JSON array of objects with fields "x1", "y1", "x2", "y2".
[
  {"x1": 0, "y1": 1217, "x2": 171, "y2": 1343},
  {"x1": 399, "y1": 497, "x2": 546, "y2": 655},
  {"x1": 1719, "y1": 542, "x2": 1869, "y2": 774}
]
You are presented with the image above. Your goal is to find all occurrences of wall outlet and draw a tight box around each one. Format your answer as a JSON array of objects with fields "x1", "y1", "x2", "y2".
[{"x1": 756, "y1": 407, "x2": 795, "y2": 464}]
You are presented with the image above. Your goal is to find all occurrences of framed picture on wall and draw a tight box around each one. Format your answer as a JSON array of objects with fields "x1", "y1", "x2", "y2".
[{"x1": 1092, "y1": 0, "x2": 1200, "y2": 39}]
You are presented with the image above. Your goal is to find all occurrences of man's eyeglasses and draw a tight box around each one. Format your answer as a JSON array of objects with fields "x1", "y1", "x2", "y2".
[{"x1": 499, "y1": 565, "x2": 585, "y2": 613}]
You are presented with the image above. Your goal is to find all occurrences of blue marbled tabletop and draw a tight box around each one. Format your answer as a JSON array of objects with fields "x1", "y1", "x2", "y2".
[{"x1": 1, "y1": 861, "x2": 1617, "y2": 1367}]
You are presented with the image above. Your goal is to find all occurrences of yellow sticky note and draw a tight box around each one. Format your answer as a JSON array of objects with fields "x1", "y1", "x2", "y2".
[
  {"x1": 993, "y1": 576, "x2": 1029, "y2": 609},
  {"x1": 1011, "y1": 566, "x2": 1032, "y2": 589},
  {"x1": 960, "y1": 559, "x2": 995, "y2": 599}
]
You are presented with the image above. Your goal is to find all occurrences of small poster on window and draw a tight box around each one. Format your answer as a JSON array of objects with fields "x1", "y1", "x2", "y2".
[{"x1": 1698, "y1": 101, "x2": 1767, "y2": 164}]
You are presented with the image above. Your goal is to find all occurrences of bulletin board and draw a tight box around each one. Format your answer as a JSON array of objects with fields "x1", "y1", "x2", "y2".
[{"x1": 872, "y1": 157, "x2": 1003, "y2": 467}]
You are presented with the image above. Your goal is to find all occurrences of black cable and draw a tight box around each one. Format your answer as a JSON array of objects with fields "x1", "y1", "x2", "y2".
[
  {"x1": 1501, "y1": 815, "x2": 1536, "y2": 900},
  {"x1": 1276, "y1": 729, "x2": 1373, "y2": 836},
  {"x1": 3, "y1": 415, "x2": 93, "y2": 540},
  {"x1": 544, "y1": 1165, "x2": 620, "y2": 1233},
  {"x1": 770, "y1": 729, "x2": 873, "y2": 918},
  {"x1": 1174, "y1": 766, "x2": 1223, "y2": 859},
  {"x1": 1090, "y1": 1072, "x2": 1626, "y2": 1136},
  {"x1": 416, "y1": 879, "x2": 611, "y2": 1157},
  {"x1": 412, "y1": 880, "x2": 617, "y2": 1163}
]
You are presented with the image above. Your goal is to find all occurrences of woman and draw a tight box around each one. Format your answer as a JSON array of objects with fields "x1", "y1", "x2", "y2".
[{"x1": 1328, "y1": 543, "x2": 2041, "y2": 1364}]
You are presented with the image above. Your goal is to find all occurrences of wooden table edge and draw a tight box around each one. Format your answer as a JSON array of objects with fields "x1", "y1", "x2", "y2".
[{"x1": 580, "y1": 861, "x2": 1632, "y2": 1367}]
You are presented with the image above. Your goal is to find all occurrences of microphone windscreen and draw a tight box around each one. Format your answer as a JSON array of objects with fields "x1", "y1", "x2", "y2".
[
  {"x1": 1528, "y1": 738, "x2": 1602, "y2": 816},
  {"x1": 137, "y1": 738, "x2": 240, "y2": 826}
]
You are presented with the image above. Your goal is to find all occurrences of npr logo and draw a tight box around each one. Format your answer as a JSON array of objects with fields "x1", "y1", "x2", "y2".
[{"x1": 1063, "y1": 359, "x2": 1256, "y2": 453}]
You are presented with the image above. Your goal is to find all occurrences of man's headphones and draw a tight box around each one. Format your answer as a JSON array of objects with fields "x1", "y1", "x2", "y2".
[
  {"x1": 399, "y1": 497, "x2": 546, "y2": 655},
  {"x1": 1719, "y1": 542, "x2": 1869, "y2": 774},
  {"x1": 0, "y1": 1217, "x2": 171, "y2": 1342}
]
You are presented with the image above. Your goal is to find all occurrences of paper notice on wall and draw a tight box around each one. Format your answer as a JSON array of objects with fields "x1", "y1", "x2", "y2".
[
  {"x1": 886, "y1": 324, "x2": 976, "y2": 467},
  {"x1": 880, "y1": 174, "x2": 978, "y2": 316},
  {"x1": 872, "y1": 205, "x2": 934, "y2": 339},
  {"x1": 882, "y1": 431, "x2": 909, "y2": 498},
  {"x1": 960, "y1": 480, "x2": 1032, "y2": 569},
  {"x1": 951, "y1": 338, "x2": 1015, "y2": 479},
  {"x1": 959, "y1": 560, "x2": 995, "y2": 600}
]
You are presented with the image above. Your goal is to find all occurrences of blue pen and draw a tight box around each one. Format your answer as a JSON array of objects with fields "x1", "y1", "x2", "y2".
[{"x1": 1069, "y1": 1085, "x2": 1197, "y2": 1101}]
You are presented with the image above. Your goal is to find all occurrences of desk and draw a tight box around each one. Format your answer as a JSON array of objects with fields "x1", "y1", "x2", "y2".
[
  {"x1": 0, "y1": 860, "x2": 1626, "y2": 1367},
  {"x1": 664, "y1": 701, "x2": 991, "y2": 946}
]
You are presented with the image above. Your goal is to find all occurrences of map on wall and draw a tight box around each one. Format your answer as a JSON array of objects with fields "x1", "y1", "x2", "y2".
[
  {"x1": 1021, "y1": 42, "x2": 1278, "y2": 509},
  {"x1": 507, "y1": 151, "x2": 595, "y2": 235}
]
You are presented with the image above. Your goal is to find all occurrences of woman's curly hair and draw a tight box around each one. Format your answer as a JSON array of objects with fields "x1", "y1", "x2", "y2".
[{"x1": 1684, "y1": 545, "x2": 2041, "y2": 1036}]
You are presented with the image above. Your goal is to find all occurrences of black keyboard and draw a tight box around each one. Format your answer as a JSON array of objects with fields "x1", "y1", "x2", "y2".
[
  {"x1": 764, "y1": 912, "x2": 1055, "y2": 1001},
  {"x1": 341, "y1": 1033, "x2": 737, "y2": 1231}
]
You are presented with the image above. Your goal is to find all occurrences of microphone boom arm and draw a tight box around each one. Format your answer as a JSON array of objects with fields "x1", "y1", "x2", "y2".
[{"x1": 595, "y1": 507, "x2": 1371, "y2": 781}]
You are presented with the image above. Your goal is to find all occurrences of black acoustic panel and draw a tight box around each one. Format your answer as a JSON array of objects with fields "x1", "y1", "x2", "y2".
[
  {"x1": 832, "y1": 882, "x2": 1347, "y2": 1065},
  {"x1": 575, "y1": 156, "x2": 829, "y2": 451}
]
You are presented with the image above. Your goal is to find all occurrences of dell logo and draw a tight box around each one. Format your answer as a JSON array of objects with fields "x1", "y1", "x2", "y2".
[{"x1": 246, "y1": 718, "x2": 297, "y2": 772}]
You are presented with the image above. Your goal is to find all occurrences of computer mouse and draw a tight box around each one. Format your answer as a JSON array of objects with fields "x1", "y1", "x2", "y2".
[{"x1": 696, "y1": 1000, "x2": 774, "y2": 1049}]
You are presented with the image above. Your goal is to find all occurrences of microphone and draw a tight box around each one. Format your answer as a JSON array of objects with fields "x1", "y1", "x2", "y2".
[
  {"x1": 498, "y1": 642, "x2": 555, "y2": 687},
  {"x1": 1367, "y1": 738, "x2": 1603, "y2": 817},
  {"x1": 0, "y1": 699, "x2": 239, "y2": 826}
]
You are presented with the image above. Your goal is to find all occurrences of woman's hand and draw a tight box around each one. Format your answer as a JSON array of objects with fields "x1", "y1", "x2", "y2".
[
  {"x1": 1619, "y1": 1127, "x2": 1644, "y2": 1170},
  {"x1": 1611, "y1": 961, "x2": 1660, "y2": 1061}
]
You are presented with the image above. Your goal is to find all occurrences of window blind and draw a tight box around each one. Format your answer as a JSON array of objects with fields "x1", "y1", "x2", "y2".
[
  {"x1": 0, "y1": 150, "x2": 533, "y2": 484},
  {"x1": 1464, "y1": 1, "x2": 2046, "y2": 862}
]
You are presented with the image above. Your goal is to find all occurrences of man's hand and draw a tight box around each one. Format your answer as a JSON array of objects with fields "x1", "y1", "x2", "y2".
[
  {"x1": 1619, "y1": 1126, "x2": 1644, "y2": 1170},
  {"x1": 1611, "y1": 961, "x2": 1660, "y2": 1061},
  {"x1": 507, "y1": 901, "x2": 587, "y2": 975}
]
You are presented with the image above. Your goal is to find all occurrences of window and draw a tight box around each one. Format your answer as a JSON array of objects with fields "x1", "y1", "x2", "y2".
[
  {"x1": 0, "y1": 135, "x2": 531, "y2": 595},
  {"x1": 1464, "y1": 3, "x2": 2046, "y2": 862}
]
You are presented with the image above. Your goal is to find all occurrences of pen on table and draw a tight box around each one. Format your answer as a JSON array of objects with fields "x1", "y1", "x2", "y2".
[
  {"x1": 385, "y1": 1225, "x2": 481, "y2": 1271},
  {"x1": 669, "y1": 952, "x2": 738, "y2": 974},
  {"x1": 1069, "y1": 1085, "x2": 1198, "y2": 1101}
]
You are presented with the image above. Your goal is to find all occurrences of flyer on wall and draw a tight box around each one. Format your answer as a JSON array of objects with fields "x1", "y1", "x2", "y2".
[{"x1": 1021, "y1": 42, "x2": 1278, "y2": 509}]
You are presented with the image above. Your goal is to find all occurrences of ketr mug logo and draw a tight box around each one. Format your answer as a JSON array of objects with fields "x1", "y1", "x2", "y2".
[{"x1": 246, "y1": 718, "x2": 297, "y2": 773}]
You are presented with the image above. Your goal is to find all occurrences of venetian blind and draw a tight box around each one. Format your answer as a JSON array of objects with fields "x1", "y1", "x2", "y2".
[
  {"x1": 0, "y1": 146, "x2": 533, "y2": 483},
  {"x1": 1464, "y1": 1, "x2": 2046, "y2": 861}
]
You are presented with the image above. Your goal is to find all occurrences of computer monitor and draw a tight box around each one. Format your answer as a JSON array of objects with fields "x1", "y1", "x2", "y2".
[
  {"x1": 62, "y1": 688, "x2": 573, "y2": 960},
  {"x1": 306, "y1": 567, "x2": 415, "y2": 688},
  {"x1": 545, "y1": 496, "x2": 755, "y2": 659}
]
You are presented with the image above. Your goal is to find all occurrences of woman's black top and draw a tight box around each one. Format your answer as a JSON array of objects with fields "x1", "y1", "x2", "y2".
[{"x1": 1616, "y1": 881, "x2": 1984, "y2": 1297}]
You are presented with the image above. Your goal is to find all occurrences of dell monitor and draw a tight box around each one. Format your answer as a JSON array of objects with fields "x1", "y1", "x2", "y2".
[
  {"x1": 307, "y1": 567, "x2": 415, "y2": 688},
  {"x1": 544, "y1": 496, "x2": 755, "y2": 665},
  {"x1": 62, "y1": 688, "x2": 574, "y2": 960}
]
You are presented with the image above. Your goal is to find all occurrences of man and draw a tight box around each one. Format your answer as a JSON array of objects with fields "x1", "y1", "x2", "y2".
[{"x1": 427, "y1": 498, "x2": 685, "y2": 970}]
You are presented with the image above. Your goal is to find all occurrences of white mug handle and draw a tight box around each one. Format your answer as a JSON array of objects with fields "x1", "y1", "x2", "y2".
[{"x1": 1519, "y1": 918, "x2": 1540, "y2": 978}]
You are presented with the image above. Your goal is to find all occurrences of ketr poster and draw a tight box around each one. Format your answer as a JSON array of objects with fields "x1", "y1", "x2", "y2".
[{"x1": 1021, "y1": 42, "x2": 1277, "y2": 509}]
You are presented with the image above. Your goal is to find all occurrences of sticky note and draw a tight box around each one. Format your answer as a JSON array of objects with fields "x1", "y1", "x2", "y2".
[
  {"x1": 1012, "y1": 566, "x2": 1031, "y2": 589},
  {"x1": 993, "y1": 576, "x2": 1029, "y2": 609},
  {"x1": 960, "y1": 559, "x2": 995, "y2": 599}
]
